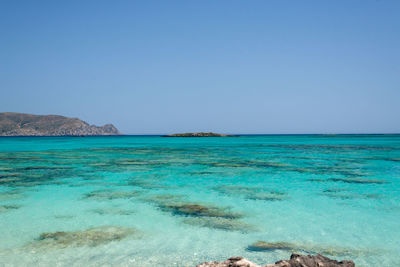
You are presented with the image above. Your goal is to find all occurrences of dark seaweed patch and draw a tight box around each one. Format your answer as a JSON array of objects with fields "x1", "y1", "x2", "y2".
[
  {"x1": 127, "y1": 179, "x2": 171, "y2": 190},
  {"x1": 0, "y1": 204, "x2": 21, "y2": 213},
  {"x1": 182, "y1": 217, "x2": 256, "y2": 233},
  {"x1": 82, "y1": 189, "x2": 142, "y2": 200},
  {"x1": 247, "y1": 241, "x2": 293, "y2": 251},
  {"x1": 329, "y1": 177, "x2": 387, "y2": 184},
  {"x1": 213, "y1": 185, "x2": 287, "y2": 201},
  {"x1": 307, "y1": 177, "x2": 387, "y2": 184},
  {"x1": 142, "y1": 194, "x2": 242, "y2": 219},
  {"x1": 33, "y1": 226, "x2": 140, "y2": 248},
  {"x1": 89, "y1": 207, "x2": 135, "y2": 215},
  {"x1": 0, "y1": 190, "x2": 24, "y2": 201},
  {"x1": 159, "y1": 202, "x2": 242, "y2": 219},
  {"x1": 321, "y1": 188, "x2": 382, "y2": 200},
  {"x1": 246, "y1": 241, "x2": 374, "y2": 257},
  {"x1": 17, "y1": 166, "x2": 72, "y2": 171}
]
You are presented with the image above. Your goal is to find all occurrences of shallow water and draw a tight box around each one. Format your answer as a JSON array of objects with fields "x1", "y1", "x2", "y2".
[{"x1": 0, "y1": 135, "x2": 399, "y2": 266}]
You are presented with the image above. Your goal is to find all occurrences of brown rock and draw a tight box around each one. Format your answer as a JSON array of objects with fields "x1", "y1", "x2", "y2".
[
  {"x1": 197, "y1": 254, "x2": 355, "y2": 267},
  {"x1": 197, "y1": 257, "x2": 260, "y2": 267},
  {"x1": 265, "y1": 253, "x2": 354, "y2": 267}
]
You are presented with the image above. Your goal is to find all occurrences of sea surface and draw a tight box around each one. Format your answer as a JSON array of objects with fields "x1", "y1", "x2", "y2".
[{"x1": 0, "y1": 135, "x2": 399, "y2": 267}]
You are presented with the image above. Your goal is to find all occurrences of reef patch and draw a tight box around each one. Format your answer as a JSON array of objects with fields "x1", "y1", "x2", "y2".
[
  {"x1": 158, "y1": 202, "x2": 242, "y2": 219},
  {"x1": 246, "y1": 241, "x2": 374, "y2": 257},
  {"x1": 307, "y1": 177, "x2": 387, "y2": 184},
  {"x1": 32, "y1": 226, "x2": 140, "y2": 248},
  {"x1": 142, "y1": 194, "x2": 245, "y2": 227},
  {"x1": 82, "y1": 189, "x2": 142, "y2": 200},
  {"x1": 213, "y1": 185, "x2": 287, "y2": 201},
  {"x1": 182, "y1": 217, "x2": 256, "y2": 233},
  {"x1": 0, "y1": 190, "x2": 24, "y2": 202},
  {"x1": 321, "y1": 188, "x2": 381, "y2": 200},
  {"x1": 0, "y1": 204, "x2": 20, "y2": 213},
  {"x1": 89, "y1": 207, "x2": 135, "y2": 216},
  {"x1": 329, "y1": 178, "x2": 387, "y2": 184},
  {"x1": 127, "y1": 179, "x2": 171, "y2": 190}
]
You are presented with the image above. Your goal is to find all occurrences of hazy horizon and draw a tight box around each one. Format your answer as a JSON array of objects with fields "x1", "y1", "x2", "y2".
[{"x1": 1, "y1": 1, "x2": 399, "y2": 134}]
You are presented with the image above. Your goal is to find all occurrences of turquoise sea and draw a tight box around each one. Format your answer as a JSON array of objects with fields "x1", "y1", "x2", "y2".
[{"x1": 0, "y1": 135, "x2": 399, "y2": 266}]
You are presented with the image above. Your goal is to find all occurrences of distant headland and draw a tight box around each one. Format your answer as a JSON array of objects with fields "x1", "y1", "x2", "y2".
[
  {"x1": 0, "y1": 112, "x2": 120, "y2": 136},
  {"x1": 163, "y1": 132, "x2": 237, "y2": 137}
]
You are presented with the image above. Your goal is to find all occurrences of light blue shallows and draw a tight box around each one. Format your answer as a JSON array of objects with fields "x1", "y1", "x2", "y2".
[{"x1": 0, "y1": 135, "x2": 399, "y2": 266}]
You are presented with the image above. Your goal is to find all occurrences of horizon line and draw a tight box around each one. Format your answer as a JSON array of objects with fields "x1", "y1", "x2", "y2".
[{"x1": 1, "y1": 133, "x2": 400, "y2": 137}]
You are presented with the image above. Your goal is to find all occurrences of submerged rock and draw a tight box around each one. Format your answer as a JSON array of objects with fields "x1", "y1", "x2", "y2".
[
  {"x1": 17, "y1": 166, "x2": 72, "y2": 171},
  {"x1": 182, "y1": 217, "x2": 256, "y2": 233},
  {"x1": 82, "y1": 189, "x2": 142, "y2": 200},
  {"x1": 141, "y1": 193, "x2": 185, "y2": 204},
  {"x1": 0, "y1": 204, "x2": 20, "y2": 213},
  {"x1": 159, "y1": 202, "x2": 242, "y2": 219},
  {"x1": 0, "y1": 172, "x2": 18, "y2": 178},
  {"x1": 33, "y1": 226, "x2": 139, "y2": 248},
  {"x1": 328, "y1": 177, "x2": 387, "y2": 184},
  {"x1": 287, "y1": 166, "x2": 366, "y2": 177},
  {"x1": 142, "y1": 194, "x2": 247, "y2": 230},
  {"x1": 321, "y1": 188, "x2": 381, "y2": 200},
  {"x1": 247, "y1": 241, "x2": 294, "y2": 251},
  {"x1": 0, "y1": 167, "x2": 75, "y2": 187},
  {"x1": 246, "y1": 241, "x2": 370, "y2": 257},
  {"x1": 213, "y1": 185, "x2": 287, "y2": 201},
  {"x1": 265, "y1": 253, "x2": 355, "y2": 267},
  {"x1": 307, "y1": 177, "x2": 387, "y2": 184},
  {"x1": 186, "y1": 171, "x2": 225, "y2": 176},
  {"x1": 89, "y1": 207, "x2": 135, "y2": 215},
  {"x1": 197, "y1": 254, "x2": 355, "y2": 267},
  {"x1": 142, "y1": 194, "x2": 241, "y2": 219},
  {"x1": 128, "y1": 179, "x2": 171, "y2": 189},
  {"x1": 306, "y1": 178, "x2": 326, "y2": 182},
  {"x1": 201, "y1": 160, "x2": 288, "y2": 169},
  {"x1": 197, "y1": 257, "x2": 259, "y2": 267},
  {"x1": 0, "y1": 190, "x2": 24, "y2": 202}
]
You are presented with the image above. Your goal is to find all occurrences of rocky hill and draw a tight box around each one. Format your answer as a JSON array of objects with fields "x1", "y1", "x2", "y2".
[{"x1": 0, "y1": 112, "x2": 120, "y2": 136}]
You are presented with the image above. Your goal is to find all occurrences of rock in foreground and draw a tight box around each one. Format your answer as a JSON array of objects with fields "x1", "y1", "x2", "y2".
[
  {"x1": 163, "y1": 132, "x2": 236, "y2": 137},
  {"x1": 0, "y1": 112, "x2": 120, "y2": 136},
  {"x1": 197, "y1": 254, "x2": 355, "y2": 267}
]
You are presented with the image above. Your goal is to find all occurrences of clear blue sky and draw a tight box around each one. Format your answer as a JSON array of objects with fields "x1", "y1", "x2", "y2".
[{"x1": 1, "y1": 0, "x2": 399, "y2": 134}]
